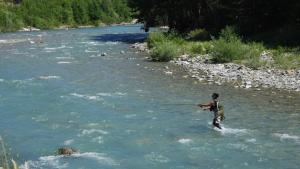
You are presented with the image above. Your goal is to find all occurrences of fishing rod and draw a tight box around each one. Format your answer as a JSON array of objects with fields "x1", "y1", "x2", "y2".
[{"x1": 160, "y1": 103, "x2": 198, "y2": 106}]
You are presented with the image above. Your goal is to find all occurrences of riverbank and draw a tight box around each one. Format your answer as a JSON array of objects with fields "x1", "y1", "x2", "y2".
[
  {"x1": 131, "y1": 42, "x2": 300, "y2": 91},
  {"x1": 17, "y1": 20, "x2": 138, "y2": 32}
]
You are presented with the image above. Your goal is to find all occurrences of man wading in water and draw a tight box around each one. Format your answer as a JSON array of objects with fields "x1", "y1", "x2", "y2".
[{"x1": 198, "y1": 93, "x2": 225, "y2": 129}]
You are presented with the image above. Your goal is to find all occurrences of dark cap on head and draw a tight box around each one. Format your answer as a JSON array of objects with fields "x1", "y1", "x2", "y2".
[{"x1": 212, "y1": 93, "x2": 219, "y2": 99}]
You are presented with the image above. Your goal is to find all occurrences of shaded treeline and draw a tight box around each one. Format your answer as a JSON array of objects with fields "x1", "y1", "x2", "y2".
[
  {"x1": 129, "y1": 0, "x2": 300, "y2": 46},
  {"x1": 0, "y1": 0, "x2": 131, "y2": 32}
]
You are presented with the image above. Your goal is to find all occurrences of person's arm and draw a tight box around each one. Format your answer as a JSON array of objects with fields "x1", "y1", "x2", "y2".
[{"x1": 197, "y1": 101, "x2": 213, "y2": 110}]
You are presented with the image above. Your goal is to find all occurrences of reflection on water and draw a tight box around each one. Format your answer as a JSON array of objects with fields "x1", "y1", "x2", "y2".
[{"x1": 0, "y1": 25, "x2": 299, "y2": 169}]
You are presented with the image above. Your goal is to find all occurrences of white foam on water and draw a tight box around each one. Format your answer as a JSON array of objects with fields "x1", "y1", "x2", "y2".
[
  {"x1": 178, "y1": 138, "x2": 192, "y2": 144},
  {"x1": 19, "y1": 152, "x2": 117, "y2": 169},
  {"x1": 70, "y1": 93, "x2": 103, "y2": 101},
  {"x1": 215, "y1": 127, "x2": 248, "y2": 135},
  {"x1": 207, "y1": 121, "x2": 248, "y2": 135},
  {"x1": 209, "y1": 122, "x2": 248, "y2": 135},
  {"x1": 21, "y1": 161, "x2": 30, "y2": 169},
  {"x1": 0, "y1": 78, "x2": 4, "y2": 82},
  {"x1": 44, "y1": 50, "x2": 55, "y2": 53},
  {"x1": 78, "y1": 129, "x2": 108, "y2": 137},
  {"x1": 96, "y1": 92, "x2": 113, "y2": 97},
  {"x1": 144, "y1": 152, "x2": 170, "y2": 164},
  {"x1": 105, "y1": 42, "x2": 119, "y2": 45},
  {"x1": 92, "y1": 136, "x2": 104, "y2": 144},
  {"x1": 32, "y1": 115, "x2": 48, "y2": 122},
  {"x1": 44, "y1": 45, "x2": 66, "y2": 50},
  {"x1": 89, "y1": 55, "x2": 99, "y2": 58},
  {"x1": 115, "y1": 92, "x2": 127, "y2": 96},
  {"x1": 72, "y1": 152, "x2": 118, "y2": 165},
  {"x1": 85, "y1": 49, "x2": 99, "y2": 53},
  {"x1": 0, "y1": 39, "x2": 27, "y2": 44},
  {"x1": 19, "y1": 155, "x2": 68, "y2": 169},
  {"x1": 245, "y1": 138, "x2": 257, "y2": 143},
  {"x1": 63, "y1": 139, "x2": 74, "y2": 146},
  {"x1": 273, "y1": 133, "x2": 300, "y2": 142},
  {"x1": 38, "y1": 75, "x2": 61, "y2": 80},
  {"x1": 55, "y1": 56, "x2": 74, "y2": 60},
  {"x1": 86, "y1": 123, "x2": 100, "y2": 127},
  {"x1": 80, "y1": 41, "x2": 103, "y2": 46},
  {"x1": 125, "y1": 129, "x2": 136, "y2": 134},
  {"x1": 9, "y1": 78, "x2": 36, "y2": 86},
  {"x1": 125, "y1": 114, "x2": 137, "y2": 118},
  {"x1": 229, "y1": 143, "x2": 248, "y2": 151},
  {"x1": 57, "y1": 61, "x2": 72, "y2": 64},
  {"x1": 97, "y1": 92, "x2": 127, "y2": 97},
  {"x1": 0, "y1": 39, "x2": 7, "y2": 43}
]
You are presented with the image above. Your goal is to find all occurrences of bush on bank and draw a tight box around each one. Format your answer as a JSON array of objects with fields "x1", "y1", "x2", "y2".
[
  {"x1": 0, "y1": 7, "x2": 23, "y2": 32},
  {"x1": 147, "y1": 28, "x2": 300, "y2": 70}
]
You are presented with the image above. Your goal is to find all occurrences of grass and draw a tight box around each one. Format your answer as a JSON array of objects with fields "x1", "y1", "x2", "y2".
[
  {"x1": 0, "y1": 136, "x2": 19, "y2": 169},
  {"x1": 147, "y1": 27, "x2": 300, "y2": 70},
  {"x1": 272, "y1": 47, "x2": 300, "y2": 69}
]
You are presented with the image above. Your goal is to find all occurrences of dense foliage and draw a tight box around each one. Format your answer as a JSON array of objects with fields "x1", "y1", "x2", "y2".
[
  {"x1": 0, "y1": 0, "x2": 132, "y2": 32},
  {"x1": 129, "y1": 0, "x2": 300, "y2": 46}
]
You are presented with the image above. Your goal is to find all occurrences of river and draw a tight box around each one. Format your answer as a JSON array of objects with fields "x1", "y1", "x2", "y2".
[{"x1": 0, "y1": 25, "x2": 299, "y2": 169}]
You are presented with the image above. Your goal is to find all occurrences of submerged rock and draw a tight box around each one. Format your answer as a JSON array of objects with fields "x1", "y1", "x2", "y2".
[{"x1": 58, "y1": 147, "x2": 77, "y2": 156}]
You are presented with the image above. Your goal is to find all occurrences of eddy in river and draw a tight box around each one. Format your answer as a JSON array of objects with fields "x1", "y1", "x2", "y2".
[{"x1": 198, "y1": 93, "x2": 225, "y2": 129}]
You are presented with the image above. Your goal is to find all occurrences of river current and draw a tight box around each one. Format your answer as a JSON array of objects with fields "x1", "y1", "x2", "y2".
[{"x1": 0, "y1": 25, "x2": 299, "y2": 169}]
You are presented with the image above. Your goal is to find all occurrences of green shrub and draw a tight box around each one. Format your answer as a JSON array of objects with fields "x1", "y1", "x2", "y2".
[
  {"x1": 32, "y1": 17, "x2": 51, "y2": 29},
  {"x1": 150, "y1": 42, "x2": 181, "y2": 61},
  {"x1": 219, "y1": 26, "x2": 240, "y2": 42},
  {"x1": 211, "y1": 26, "x2": 251, "y2": 63},
  {"x1": 0, "y1": 9, "x2": 23, "y2": 32},
  {"x1": 243, "y1": 43, "x2": 265, "y2": 69},
  {"x1": 188, "y1": 28, "x2": 210, "y2": 40},
  {"x1": 272, "y1": 47, "x2": 300, "y2": 69},
  {"x1": 166, "y1": 32, "x2": 186, "y2": 45},
  {"x1": 147, "y1": 32, "x2": 167, "y2": 48},
  {"x1": 211, "y1": 38, "x2": 247, "y2": 63},
  {"x1": 188, "y1": 41, "x2": 212, "y2": 55}
]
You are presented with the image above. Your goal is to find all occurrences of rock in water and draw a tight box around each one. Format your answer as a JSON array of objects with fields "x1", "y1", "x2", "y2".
[{"x1": 58, "y1": 147, "x2": 77, "y2": 156}]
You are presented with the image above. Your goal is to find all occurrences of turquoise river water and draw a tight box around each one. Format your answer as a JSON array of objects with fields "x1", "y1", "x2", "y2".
[{"x1": 0, "y1": 25, "x2": 299, "y2": 169}]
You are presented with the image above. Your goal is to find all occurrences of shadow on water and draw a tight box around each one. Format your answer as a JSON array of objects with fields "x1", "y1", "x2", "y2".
[{"x1": 90, "y1": 33, "x2": 148, "y2": 44}]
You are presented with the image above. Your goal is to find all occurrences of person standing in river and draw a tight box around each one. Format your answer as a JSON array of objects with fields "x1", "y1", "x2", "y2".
[{"x1": 198, "y1": 93, "x2": 225, "y2": 129}]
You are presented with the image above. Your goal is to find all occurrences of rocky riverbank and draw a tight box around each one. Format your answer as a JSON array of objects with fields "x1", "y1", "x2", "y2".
[{"x1": 131, "y1": 42, "x2": 300, "y2": 91}]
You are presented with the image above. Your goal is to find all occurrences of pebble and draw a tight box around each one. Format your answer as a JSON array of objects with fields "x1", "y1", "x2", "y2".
[{"x1": 174, "y1": 54, "x2": 300, "y2": 91}]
